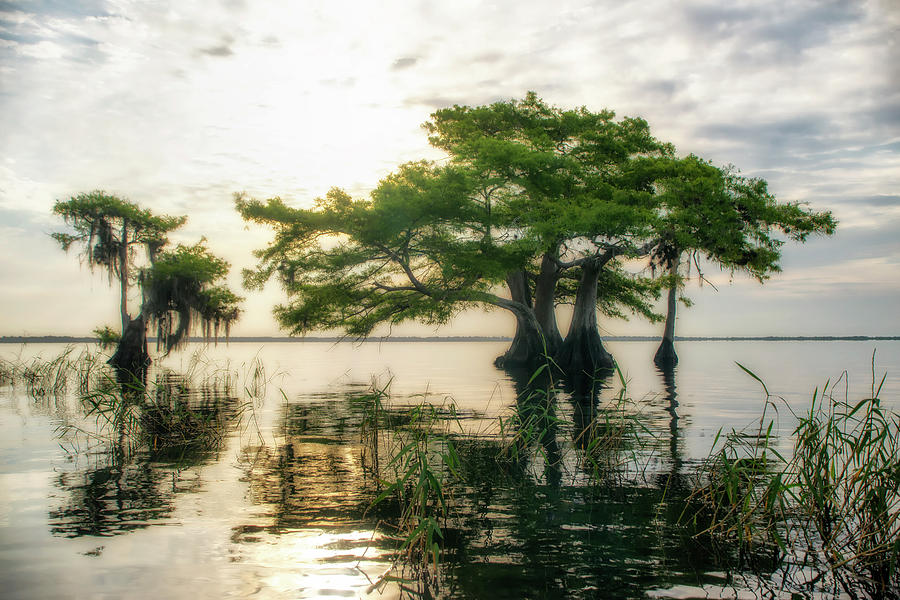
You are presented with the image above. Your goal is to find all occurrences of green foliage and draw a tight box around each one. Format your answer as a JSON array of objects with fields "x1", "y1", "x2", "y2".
[
  {"x1": 237, "y1": 162, "x2": 530, "y2": 338},
  {"x1": 238, "y1": 93, "x2": 835, "y2": 370},
  {"x1": 639, "y1": 154, "x2": 836, "y2": 280},
  {"x1": 362, "y1": 382, "x2": 461, "y2": 596},
  {"x1": 53, "y1": 190, "x2": 242, "y2": 355},
  {"x1": 576, "y1": 366, "x2": 655, "y2": 484},
  {"x1": 427, "y1": 92, "x2": 672, "y2": 315},
  {"x1": 788, "y1": 372, "x2": 899, "y2": 599},
  {"x1": 92, "y1": 325, "x2": 121, "y2": 350},
  {"x1": 239, "y1": 94, "x2": 676, "y2": 348},
  {"x1": 7, "y1": 346, "x2": 107, "y2": 398},
  {"x1": 143, "y1": 240, "x2": 243, "y2": 353},
  {"x1": 52, "y1": 191, "x2": 186, "y2": 280}
]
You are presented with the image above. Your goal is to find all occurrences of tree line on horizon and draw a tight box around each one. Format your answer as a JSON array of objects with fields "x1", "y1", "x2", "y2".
[{"x1": 51, "y1": 93, "x2": 836, "y2": 381}]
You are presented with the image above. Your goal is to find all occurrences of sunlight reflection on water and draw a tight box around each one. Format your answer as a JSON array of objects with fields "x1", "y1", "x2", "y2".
[{"x1": 0, "y1": 339, "x2": 898, "y2": 599}]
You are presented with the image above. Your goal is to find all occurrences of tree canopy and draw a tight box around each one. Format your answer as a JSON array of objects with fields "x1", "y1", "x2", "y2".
[
  {"x1": 238, "y1": 93, "x2": 836, "y2": 376},
  {"x1": 143, "y1": 240, "x2": 243, "y2": 353},
  {"x1": 237, "y1": 162, "x2": 532, "y2": 339},
  {"x1": 424, "y1": 93, "x2": 674, "y2": 370},
  {"x1": 53, "y1": 191, "x2": 186, "y2": 332},
  {"x1": 632, "y1": 155, "x2": 837, "y2": 366}
]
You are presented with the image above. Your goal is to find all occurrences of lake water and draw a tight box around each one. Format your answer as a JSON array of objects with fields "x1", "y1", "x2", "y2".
[{"x1": 1, "y1": 339, "x2": 898, "y2": 599}]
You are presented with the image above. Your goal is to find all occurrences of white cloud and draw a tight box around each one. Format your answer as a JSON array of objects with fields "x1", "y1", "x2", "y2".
[{"x1": 0, "y1": 0, "x2": 897, "y2": 337}]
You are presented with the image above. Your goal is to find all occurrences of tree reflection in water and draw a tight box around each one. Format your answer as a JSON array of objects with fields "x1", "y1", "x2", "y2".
[
  {"x1": 49, "y1": 370, "x2": 242, "y2": 538},
  {"x1": 226, "y1": 364, "x2": 752, "y2": 599},
  {"x1": 38, "y1": 355, "x2": 786, "y2": 599}
]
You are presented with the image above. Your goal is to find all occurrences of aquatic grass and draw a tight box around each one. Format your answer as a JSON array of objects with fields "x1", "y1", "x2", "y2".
[
  {"x1": 4, "y1": 346, "x2": 109, "y2": 398},
  {"x1": 82, "y1": 370, "x2": 245, "y2": 457},
  {"x1": 687, "y1": 356, "x2": 900, "y2": 600},
  {"x1": 361, "y1": 359, "x2": 662, "y2": 598},
  {"x1": 784, "y1": 365, "x2": 900, "y2": 599},
  {"x1": 497, "y1": 373, "x2": 565, "y2": 468},
  {"x1": 494, "y1": 358, "x2": 570, "y2": 484},
  {"x1": 42, "y1": 351, "x2": 268, "y2": 461},
  {"x1": 362, "y1": 381, "x2": 463, "y2": 598},
  {"x1": 576, "y1": 367, "x2": 657, "y2": 485},
  {"x1": 0, "y1": 355, "x2": 15, "y2": 385},
  {"x1": 359, "y1": 377, "x2": 390, "y2": 477}
]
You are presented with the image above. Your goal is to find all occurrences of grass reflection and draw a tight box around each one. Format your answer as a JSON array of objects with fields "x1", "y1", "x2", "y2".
[{"x1": 5, "y1": 346, "x2": 896, "y2": 599}]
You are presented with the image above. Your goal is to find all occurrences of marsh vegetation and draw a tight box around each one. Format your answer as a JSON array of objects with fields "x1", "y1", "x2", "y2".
[{"x1": 1, "y1": 342, "x2": 896, "y2": 599}]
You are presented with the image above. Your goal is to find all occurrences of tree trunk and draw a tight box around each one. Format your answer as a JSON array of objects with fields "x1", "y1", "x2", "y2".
[
  {"x1": 505, "y1": 270, "x2": 532, "y2": 309},
  {"x1": 119, "y1": 220, "x2": 130, "y2": 333},
  {"x1": 533, "y1": 252, "x2": 563, "y2": 358},
  {"x1": 558, "y1": 260, "x2": 615, "y2": 378},
  {"x1": 108, "y1": 315, "x2": 150, "y2": 383},
  {"x1": 496, "y1": 271, "x2": 541, "y2": 368},
  {"x1": 654, "y1": 260, "x2": 679, "y2": 368},
  {"x1": 496, "y1": 308, "x2": 547, "y2": 369},
  {"x1": 495, "y1": 273, "x2": 546, "y2": 369}
]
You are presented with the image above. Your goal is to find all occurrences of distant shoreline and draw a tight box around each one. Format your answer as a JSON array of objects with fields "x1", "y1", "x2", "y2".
[{"x1": 1, "y1": 335, "x2": 898, "y2": 344}]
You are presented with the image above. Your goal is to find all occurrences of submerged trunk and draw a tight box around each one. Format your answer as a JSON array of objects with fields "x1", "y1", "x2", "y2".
[
  {"x1": 654, "y1": 261, "x2": 679, "y2": 368},
  {"x1": 495, "y1": 308, "x2": 548, "y2": 370},
  {"x1": 108, "y1": 315, "x2": 150, "y2": 382},
  {"x1": 558, "y1": 260, "x2": 615, "y2": 378},
  {"x1": 495, "y1": 272, "x2": 546, "y2": 369},
  {"x1": 533, "y1": 252, "x2": 563, "y2": 358}
]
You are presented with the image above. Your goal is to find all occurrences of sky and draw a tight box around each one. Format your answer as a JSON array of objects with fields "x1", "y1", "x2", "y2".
[{"x1": 0, "y1": 0, "x2": 898, "y2": 339}]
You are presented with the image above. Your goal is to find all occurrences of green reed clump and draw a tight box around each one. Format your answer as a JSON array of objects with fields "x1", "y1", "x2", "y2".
[
  {"x1": 788, "y1": 369, "x2": 899, "y2": 599},
  {"x1": 688, "y1": 359, "x2": 900, "y2": 600},
  {"x1": 75, "y1": 368, "x2": 244, "y2": 457},
  {"x1": 687, "y1": 364, "x2": 785, "y2": 555},
  {"x1": 576, "y1": 365, "x2": 656, "y2": 485},
  {"x1": 9, "y1": 346, "x2": 106, "y2": 398},
  {"x1": 497, "y1": 363, "x2": 565, "y2": 468},
  {"x1": 0, "y1": 356, "x2": 14, "y2": 385},
  {"x1": 359, "y1": 379, "x2": 390, "y2": 475},
  {"x1": 363, "y1": 382, "x2": 462, "y2": 598}
]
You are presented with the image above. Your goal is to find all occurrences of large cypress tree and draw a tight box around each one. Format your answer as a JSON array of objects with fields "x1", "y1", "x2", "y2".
[
  {"x1": 237, "y1": 162, "x2": 545, "y2": 360},
  {"x1": 425, "y1": 93, "x2": 671, "y2": 373}
]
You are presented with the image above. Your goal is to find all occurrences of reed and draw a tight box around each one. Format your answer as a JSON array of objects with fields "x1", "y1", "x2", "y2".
[
  {"x1": 497, "y1": 362, "x2": 565, "y2": 468},
  {"x1": 0, "y1": 355, "x2": 14, "y2": 385},
  {"x1": 576, "y1": 368, "x2": 653, "y2": 485},
  {"x1": 362, "y1": 359, "x2": 655, "y2": 598},
  {"x1": 688, "y1": 357, "x2": 900, "y2": 599},
  {"x1": 7, "y1": 346, "x2": 107, "y2": 398},
  {"x1": 72, "y1": 367, "x2": 249, "y2": 460},
  {"x1": 363, "y1": 382, "x2": 462, "y2": 597}
]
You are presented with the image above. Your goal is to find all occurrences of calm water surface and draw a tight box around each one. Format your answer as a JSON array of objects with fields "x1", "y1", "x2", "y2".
[{"x1": 1, "y1": 340, "x2": 898, "y2": 599}]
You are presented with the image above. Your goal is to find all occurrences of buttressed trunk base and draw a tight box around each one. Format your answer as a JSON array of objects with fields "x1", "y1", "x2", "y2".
[
  {"x1": 558, "y1": 261, "x2": 614, "y2": 378},
  {"x1": 108, "y1": 315, "x2": 151, "y2": 382},
  {"x1": 497, "y1": 272, "x2": 547, "y2": 369},
  {"x1": 495, "y1": 310, "x2": 547, "y2": 370},
  {"x1": 557, "y1": 325, "x2": 615, "y2": 379},
  {"x1": 653, "y1": 337, "x2": 678, "y2": 368}
]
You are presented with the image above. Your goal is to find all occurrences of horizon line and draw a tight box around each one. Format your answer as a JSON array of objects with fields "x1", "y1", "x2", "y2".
[{"x1": 1, "y1": 334, "x2": 898, "y2": 344}]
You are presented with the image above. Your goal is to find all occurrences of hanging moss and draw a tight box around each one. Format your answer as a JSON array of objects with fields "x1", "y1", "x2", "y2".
[{"x1": 142, "y1": 240, "x2": 243, "y2": 354}]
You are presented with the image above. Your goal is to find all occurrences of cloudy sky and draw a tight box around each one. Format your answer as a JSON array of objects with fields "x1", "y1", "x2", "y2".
[{"x1": 1, "y1": 0, "x2": 897, "y2": 338}]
